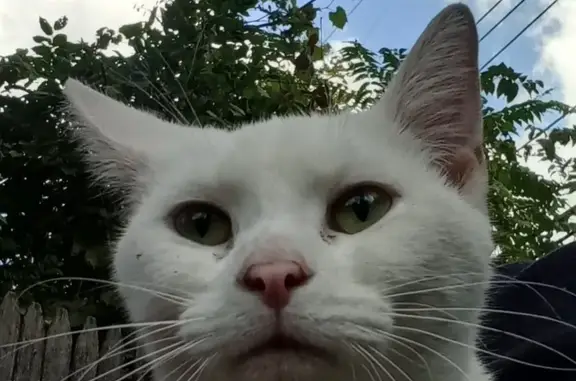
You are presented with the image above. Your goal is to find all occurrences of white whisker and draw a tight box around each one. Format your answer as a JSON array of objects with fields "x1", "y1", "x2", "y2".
[
  {"x1": 186, "y1": 355, "x2": 214, "y2": 381},
  {"x1": 389, "y1": 311, "x2": 576, "y2": 368},
  {"x1": 353, "y1": 343, "x2": 394, "y2": 381},
  {"x1": 170, "y1": 358, "x2": 201, "y2": 381},
  {"x1": 393, "y1": 324, "x2": 576, "y2": 372},
  {"x1": 367, "y1": 344, "x2": 415, "y2": 381},
  {"x1": 377, "y1": 327, "x2": 470, "y2": 381},
  {"x1": 150, "y1": 47, "x2": 201, "y2": 127},
  {"x1": 72, "y1": 324, "x2": 182, "y2": 381},
  {"x1": 395, "y1": 306, "x2": 576, "y2": 332},
  {"x1": 0, "y1": 320, "x2": 187, "y2": 349},
  {"x1": 394, "y1": 302, "x2": 460, "y2": 320},
  {"x1": 85, "y1": 340, "x2": 184, "y2": 381},
  {"x1": 371, "y1": 328, "x2": 434, "y2": 381},
  {"x1": 17, "y1": 277, "x2": 189, "y2": 306},
  {"x1": 386, "y1": 279, "x2": 576, "y2": 307},
  {"x1": 350, "y1": 343, "x2": 385, "y2": 381},
  {"x1": 103, "y1": 63, "x2": 186, "y2": 124}
]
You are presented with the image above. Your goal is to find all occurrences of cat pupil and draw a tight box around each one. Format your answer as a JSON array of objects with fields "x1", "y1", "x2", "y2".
[
  {"x1": 192, "y1": 212, "x2": 211, "y2": 237},
  {"x1": 350, "y1": 195, "x2": 373, "y2": 222}
]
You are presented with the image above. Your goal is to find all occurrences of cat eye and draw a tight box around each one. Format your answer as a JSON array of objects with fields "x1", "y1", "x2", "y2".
[
  {"x1": 327, "y1": 185, "x2": 393, "y2": 234},
  {"x1": 170, "y1": 202, "x2": 232, "y2": 246}
]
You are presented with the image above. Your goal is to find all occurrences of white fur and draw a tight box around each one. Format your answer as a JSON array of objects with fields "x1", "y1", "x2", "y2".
[{"x1": 64, "y1": 4, "x2": 494, "y2": 381}]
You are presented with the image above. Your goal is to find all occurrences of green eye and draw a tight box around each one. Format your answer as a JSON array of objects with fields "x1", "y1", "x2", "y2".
[
  {"x1": 328, "y1": 185, "x2": 393, "y2": 234},
  {"x1": 171, "y1": 202, "x2": 232, "y2": 246}
]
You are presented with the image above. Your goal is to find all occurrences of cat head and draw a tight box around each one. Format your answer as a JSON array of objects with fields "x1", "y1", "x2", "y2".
[{"x1": 64, "y1": 4, "x2": 493, "y2": 381}]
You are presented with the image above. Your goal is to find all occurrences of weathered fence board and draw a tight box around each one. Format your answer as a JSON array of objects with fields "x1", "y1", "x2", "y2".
[
  {"x1": 98, "y1": 329, "x2": 126, "y2": 381},
  {"x1": 0, "y1": 292, "x2": 154, "y2": 381},
  {"x1": 14, "y1": 302, "x2": 44, "y2": 381},
  {"x1": 0, "y1": 293, "x2": 20, "y2": 381},
  {"x1": 42, "y1": 308, "x2": 73, "y2": 381},
  {"x1": 71, "y1": 317, "x2": 98, "y2": 381}
]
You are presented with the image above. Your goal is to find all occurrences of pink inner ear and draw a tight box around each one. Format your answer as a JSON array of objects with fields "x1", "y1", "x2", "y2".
[
  {"x1": 444, "y1": 146, "x2": 484, "y2": 189},
  {"x1": 376, "y1": 4, "x2": 483, "y2": 191}
]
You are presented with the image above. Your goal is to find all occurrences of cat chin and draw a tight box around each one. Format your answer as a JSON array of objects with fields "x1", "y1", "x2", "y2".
[
  {"x1": 153, "y1": 351, "x2": 352, "y2": 381},
  {"x1": 204, "y1": 352, "x2": 348, "y2": 381},
  {"x1": 152, "y1": 329, "x2": 374, "y2": 381},
  {"x1": 159, "y1": 300, "x2": 394, "y2": 380}
]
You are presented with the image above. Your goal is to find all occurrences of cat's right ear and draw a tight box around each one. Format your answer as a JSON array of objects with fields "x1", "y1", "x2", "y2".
[
  {"x1": 62, "y1": 79, "x2": 182, "y2": 201},
  {"x1": 373, "y1": 4, "x2": 486, "y2": 211}
]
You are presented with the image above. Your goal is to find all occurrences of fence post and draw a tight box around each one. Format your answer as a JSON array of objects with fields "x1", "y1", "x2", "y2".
[
  {"x1": 14, "y1": 302, "x2": 44, "y2": 381},
  {"x1": 0, "y1": 292, "x2": 21, "y2": 381}
]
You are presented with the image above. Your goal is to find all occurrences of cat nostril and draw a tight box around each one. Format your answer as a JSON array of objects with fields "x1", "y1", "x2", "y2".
[
  {"x1": 244, "y1": 275, "x2": 266, "y2": 292},
  {"x1": 284, "y1": 273, "x2": 300, "y2": 289},
  {"x1": 239, "y1": 260, "x2": 311, "y2": 310}
]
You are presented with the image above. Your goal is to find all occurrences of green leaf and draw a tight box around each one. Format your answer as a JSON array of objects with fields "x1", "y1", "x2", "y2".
[
  {"x1": 32, "y1": 45, "x2": 52, "y2": 57},
  {"x1": 256, "y1": 86, "x2": 270, "y2": 98},
  {"x1": 538, "y1": 138, "x2": 556, "y2": 160},
  {"x1": 32, "y1": 35, "x2": 51, "y2": 44},
  {"x1": 54, "y1": 16, "x2": 68, "y2": 31},
  {"x1": 119, "y1": 22, "x2": 143, "y2": 39},
  {"x1": 307, "y1": 27, "x2": 319, "y2": 50},
  {"x1": 496, "y1": 79, "x2": 519, "y2": 103},
  {"x1": 39, "y1": 17, "x2": 53, "y2": 35},
  {"x1": 329, "y1": 6, "x2": 347, "y2": 29},
  {"x1": 300, "y1": 2, "x2": 317, "y2": 22},
  {"x1": 549, "y1": 128, "x2": 572, "y2": 145},
  {"x1": 53, "y1": 33, "x2": 68, "y2": 47},
  {"x1": 294, "y1": 51, "x2": 311, "y2": 71},
  {"x1": 311, "y1": 46, "x2": 324, "y2": 61}
]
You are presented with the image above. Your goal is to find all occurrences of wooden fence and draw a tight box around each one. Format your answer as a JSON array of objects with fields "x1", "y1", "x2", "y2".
[{"x1": 0, "y1": 292, "x2": 152, "y2": 381}]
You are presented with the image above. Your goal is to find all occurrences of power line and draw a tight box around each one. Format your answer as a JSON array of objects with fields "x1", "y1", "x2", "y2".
[
  {"x1": 498, "y1": 1, "x2": 576, "y2": 194},
  {"x1": 480, "y1": 0, "x2": 559, "y2": 71},
  {"x1": 477, "y1": 0, "x2": 506, "y2": 25},
  {"x1": 516, "y1": 105, "x2": 576, "y2": 153},
  {"x1": 323, "y1": 0, "x2": 365, "y2": 43},
  {"x1": 479, "y1": 0, "x2": 527, "y2": 42}
]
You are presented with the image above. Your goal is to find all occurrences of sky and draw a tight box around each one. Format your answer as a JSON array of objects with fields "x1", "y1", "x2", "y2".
[{"x1": 0, "y1": 0, "x2": 573, "y2": 218}]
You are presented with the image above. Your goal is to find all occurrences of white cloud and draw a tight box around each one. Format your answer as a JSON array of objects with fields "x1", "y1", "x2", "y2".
[
  {"x1": 0, "y1": 0, "x2": 155, "y2": 56},
  {"x1": 528, "y1": 0, "x2": 576, "y2": 220},
  {"x1": 463, "y1": 0, "x2": 575, "y2": 243},
  {"x1": 532, "y1": 0, "x2": 576, "y2": 122}
]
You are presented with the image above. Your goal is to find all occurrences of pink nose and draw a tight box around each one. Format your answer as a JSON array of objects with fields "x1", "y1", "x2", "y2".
[{"x1": 240, "y1": 261, "x2": 311, "y2": 310}]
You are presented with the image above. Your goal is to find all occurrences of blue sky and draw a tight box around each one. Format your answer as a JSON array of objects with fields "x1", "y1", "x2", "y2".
[{"x1": 315, "y1": 0, "x2": 551, "y2": 90}]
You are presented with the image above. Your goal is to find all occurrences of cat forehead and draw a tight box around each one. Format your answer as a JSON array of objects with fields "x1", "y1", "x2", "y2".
[
  {"x1": 167, "y1": 112, "x2": 397, "y2": 174},
  {"x1": 152, "y1": 110, "x2": 429, "y2": 202}
]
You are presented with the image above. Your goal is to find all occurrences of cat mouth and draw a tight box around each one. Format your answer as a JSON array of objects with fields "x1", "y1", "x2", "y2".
[{"x1": 236, "y1": 333, "x2": 333, "y2": 362}]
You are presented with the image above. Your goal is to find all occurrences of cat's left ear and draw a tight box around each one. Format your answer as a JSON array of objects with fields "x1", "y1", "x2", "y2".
[
  {"x1": 376, "y1": 4, "x2": 486, "y2": 209},
  {"x1": 62, "y1": 79, "x2": 188, "y2": 203}
]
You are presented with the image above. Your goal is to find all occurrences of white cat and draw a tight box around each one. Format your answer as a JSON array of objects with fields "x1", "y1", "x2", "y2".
[{"x1": 64, "y1": 3, "x2": 494, "y2": 381}]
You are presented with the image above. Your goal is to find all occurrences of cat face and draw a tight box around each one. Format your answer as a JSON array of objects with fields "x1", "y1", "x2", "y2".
[{"x1": 64, "y1": 4, "x2": 493, "y2": 381}]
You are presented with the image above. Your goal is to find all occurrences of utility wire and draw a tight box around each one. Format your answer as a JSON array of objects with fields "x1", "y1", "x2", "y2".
[
  {"x1": 516, "y1": 104, "x2": 576, "y2": 153},
  {"x1": 481, "y1": 0, "x2": 559, "y2": 71},
  {"x1": 479, "y1": 1, "x2": 573, "y2": 182},
  {"x1": 323, "y1": 0, "x2": 365, "y2": 43},
  {"x1": 479, "y1": 0, "x2": 527, "y2": 42},
  {"x1": 477, "y1": 0, "x2": 506, "y2": 25}
]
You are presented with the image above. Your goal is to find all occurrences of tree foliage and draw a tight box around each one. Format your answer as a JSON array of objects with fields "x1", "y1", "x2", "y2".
[{"x1": 0, "y1": 0, "x2": 574, "y2": 324}]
